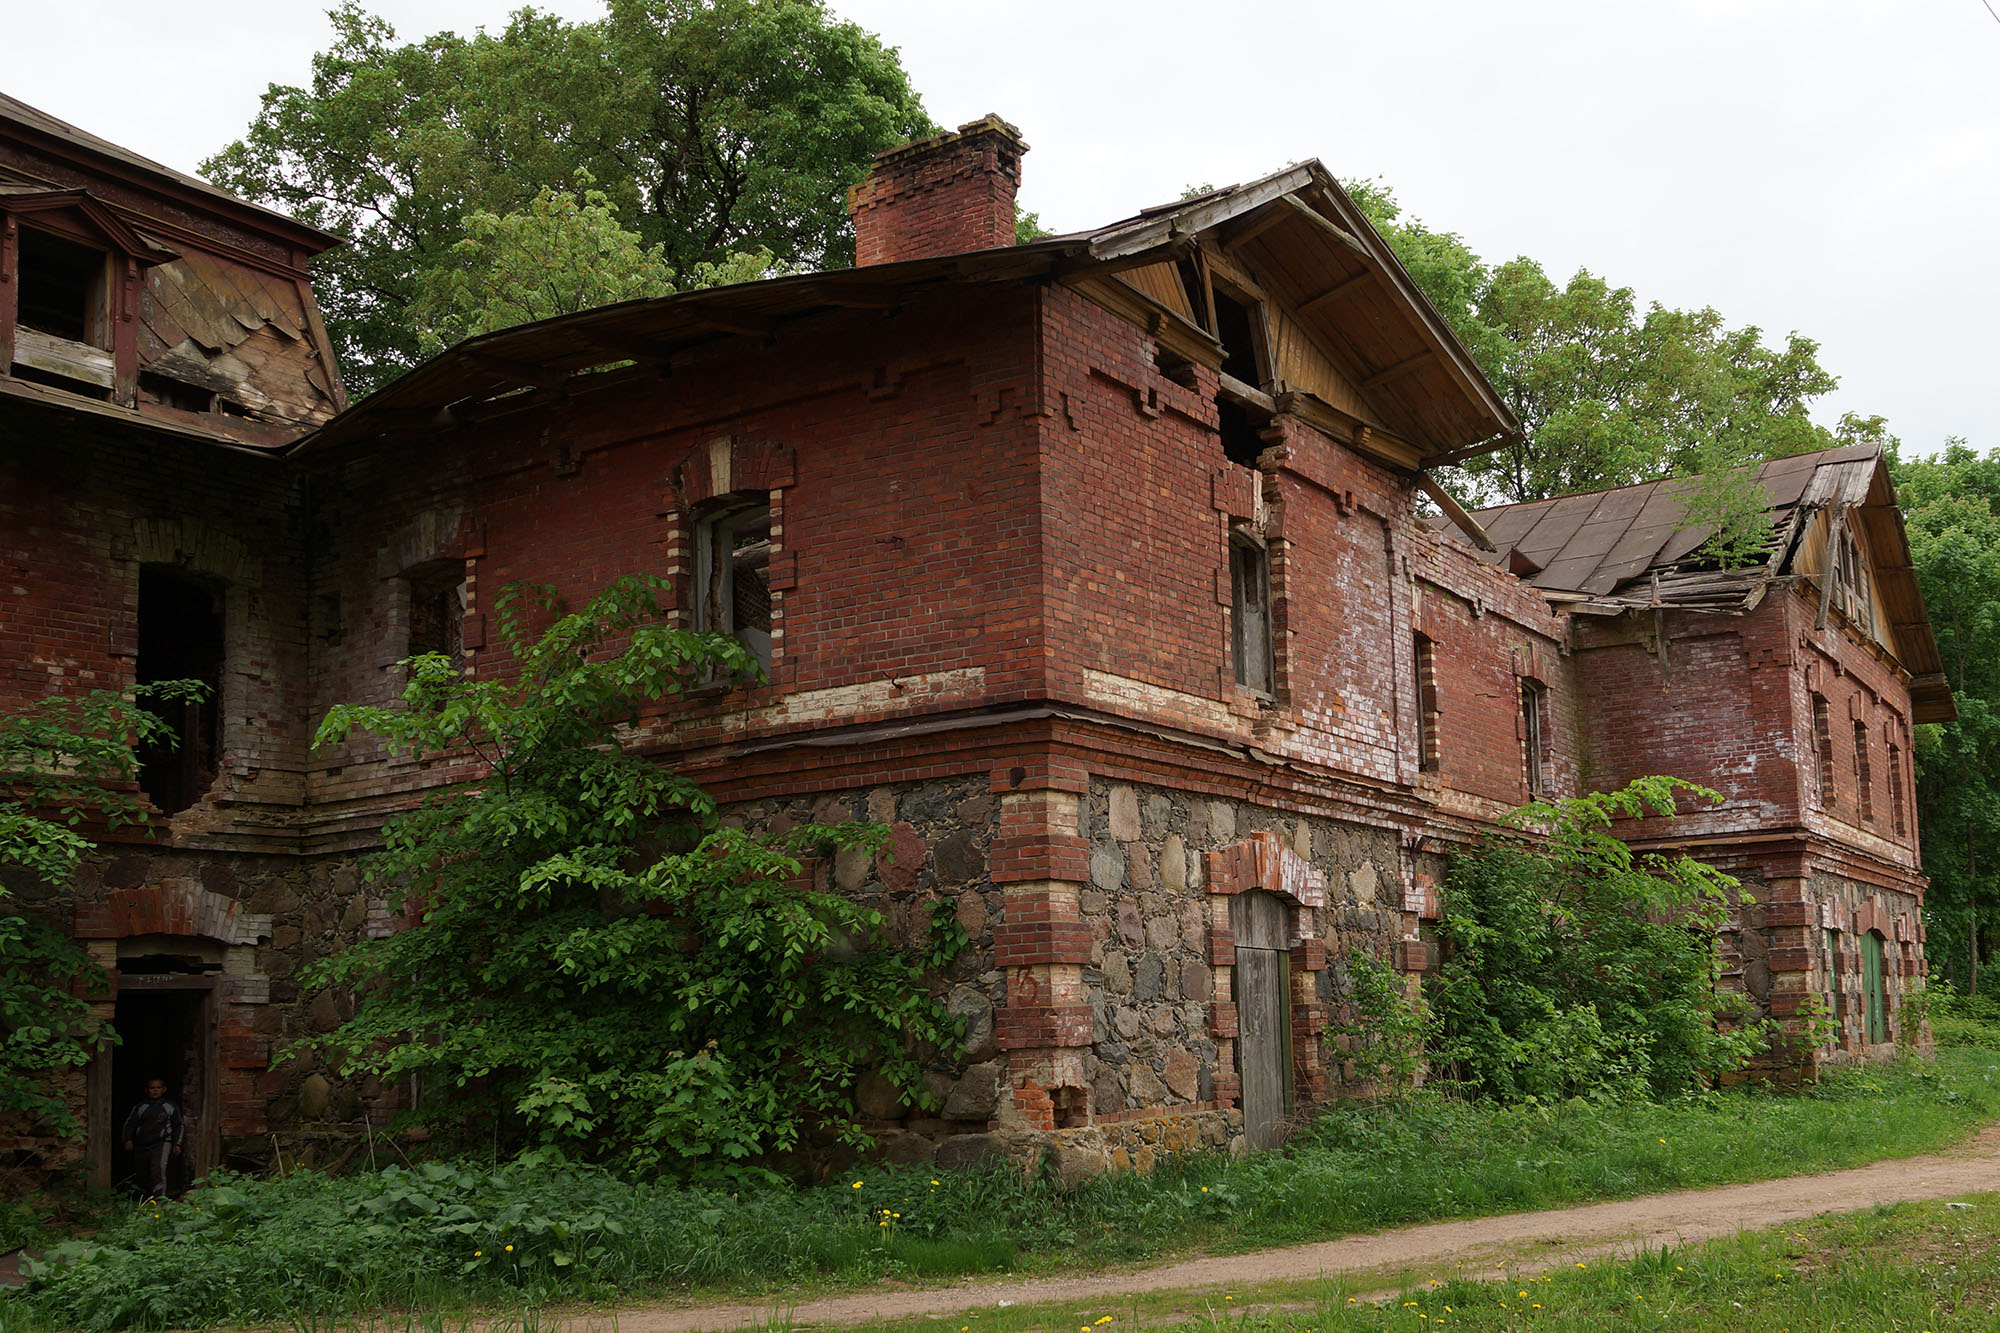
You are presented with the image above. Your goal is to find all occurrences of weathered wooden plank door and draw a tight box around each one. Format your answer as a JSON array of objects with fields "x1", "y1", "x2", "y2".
[
  {"x1": 1232, "y1": 890, "x2": 1293, "y2": 1151},
  {"x1": 1862, "y1": 931, "x2": 1889, "y2": 1044}
]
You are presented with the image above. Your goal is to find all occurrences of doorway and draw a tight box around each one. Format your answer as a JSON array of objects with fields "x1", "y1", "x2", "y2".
[
  {"x1": 1861, "y1": 931, "x2": 1890, "y2": 1045},
  {"x1": 136, "y1": 564, "x2": 224, "y2": 814},
  {"x1": 103, "y1": 969, "x2": 219, "y2": 1194},
  {"x1": 1232, "y1": 889, "x2": 1294, "y2": 1150}
]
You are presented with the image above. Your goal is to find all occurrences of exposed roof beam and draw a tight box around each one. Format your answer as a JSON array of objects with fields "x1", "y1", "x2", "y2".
[
  {"x1": 1359, "y1": 348, "x2": 1436, "y2": 390},
  {"x1": 1298, "y1": 270, "x2": 1376, "y2": 317},
  {"x1": 1219, "y1": 200, "x2": 1294, "y2": 254},
  {"x1": 1279, "y1": 195, "x2": 1373, "y2": 262},
  {"x1": 678, "y1": 303, "x2": 778, "y2": 338},
  {"x1": 1414, "y1": 471, "x2": 1497, "y2": 552}
]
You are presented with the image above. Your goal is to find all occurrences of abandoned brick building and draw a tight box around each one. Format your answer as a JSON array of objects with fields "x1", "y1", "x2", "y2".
[{"x1": 0, "y1": 98, "x2": 1953, "y2": 1180}]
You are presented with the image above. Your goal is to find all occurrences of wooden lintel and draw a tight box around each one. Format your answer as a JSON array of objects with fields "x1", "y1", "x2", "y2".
[
  {"x1": 1414, "y1": 470, "x2": 1497, "y2": 552},
  {"x1": 1359, "y1": 348, "x2": 1436, "y2": 390},
  {"x1": 1297, "y1": 269, "x2": 1376, "y2": 318},
  {"x1": 464, "y1": 351, "x2": 567, "y2": 390},
  {"x1": 1217, "y1": 372, "x2": 1276, "y2": 415},
  {"x1": 1280, "y1": 195, "x2": 1374, "y2": 261}
]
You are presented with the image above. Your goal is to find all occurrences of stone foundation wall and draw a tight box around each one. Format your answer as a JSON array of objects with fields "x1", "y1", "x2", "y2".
[{"x1": 1720, "y1": 864, "x2": 1927, "y2": 1079}]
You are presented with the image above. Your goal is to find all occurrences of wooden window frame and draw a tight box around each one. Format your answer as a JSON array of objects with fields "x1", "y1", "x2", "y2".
[
  {"x1": 1229, "y1": 530, "x2": 1274, "y2": 699},
  {"x1": 1413, "y1": 632, "x2": 1440, "y2": 774},
  {"x1": 1852, "y1": 719, "x2": 1874, "y2": 824},
  {"x1": 1520, "y1": 678, "x2": 1547, "y2": 799},
  {"x1": 693, "y1": 494, "x2": 773, "y2": 672}
]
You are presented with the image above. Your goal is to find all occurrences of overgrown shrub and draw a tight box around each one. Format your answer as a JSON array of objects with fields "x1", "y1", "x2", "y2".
[
  {"x1": 306, "y1": 576, "x2": 960, "y2": 1176},
  {"x1": 1927, "y1": 981, "x2": 2000, "y2": 1049},
  {"x1": 1428, "y1": 777, "x2": 1770, "y2": 1102}
]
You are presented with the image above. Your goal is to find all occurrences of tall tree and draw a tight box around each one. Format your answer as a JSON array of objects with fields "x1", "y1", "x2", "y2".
[
  {"x1": 204, "y1": 1, "x2": 933, "y2": 395},
  {"x1": 1889, "y1": 438, "x2": 2000, "y2": 991},
  {"x1": 1348, "y1": 181, "x2": 1841, "y2": 507}
]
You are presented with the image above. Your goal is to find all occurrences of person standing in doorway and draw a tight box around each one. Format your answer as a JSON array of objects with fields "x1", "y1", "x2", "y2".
[{"x1": 121, "y1": 1077, "x2": 183, "y2": 1198}]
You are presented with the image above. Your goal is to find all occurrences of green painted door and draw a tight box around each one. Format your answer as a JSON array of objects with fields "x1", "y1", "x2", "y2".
[{"x1": 1862, "y1": 932, "x2": 1889, "y2": 1045}]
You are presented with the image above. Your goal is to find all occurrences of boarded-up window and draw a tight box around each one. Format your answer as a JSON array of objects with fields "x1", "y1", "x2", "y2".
[
  {"x1": 1811, "y1": 694, "x2": 1834, "y2": 807},
  {"x1": 695, "y1": 497, "x2": 772, "y2": 670},
  {"x1": 1520, "y1": 679, "x2": 1546, "y2": 799},
  {"x1": 1230, "y1": 534, "x2": 1273, "y2": 696},
  {"x1": 1413, "y1": 633, "x2": 1439, "y2": 773},
  {"x1": 1888, "y1": 741, "x2": 1906, "y2": 838},
  {"x1": 1853, "y1": 720, "x2": 1873, "y2": 823}
]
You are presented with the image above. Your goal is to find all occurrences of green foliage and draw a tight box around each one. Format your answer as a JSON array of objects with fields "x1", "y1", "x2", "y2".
[
  {"x1": 1347, "y1": 180, "x2": 1843, "y2": 553},
  {"x1": 1923, "y1": 979, "x2": 2000, "y2": 1049},
  {"x1": 1889, "y1": 440, "x2": 2000, "y2": 992},
  {"x1": 1428, "y1": 777, "x2": 1769, "y2": 1102},
  {"x1": 18, "y1": 1054, "x2": 2000, "y2": 1330},
  {"x1": 1331, "y1": 946, "x2": 1427, "y2": 1086},
  {"x1": 0, "y1": 685, "x2": 201, "y2": 1133},
  {"x1": 304, "y1": 575, "x2": 959, "y2": 1176},
  {"x1": 406, "y1": 171, "x2": 773, "y2": 355},
  {"x1": 203, "y1": 0, "x2": 934, "y2": 392}
]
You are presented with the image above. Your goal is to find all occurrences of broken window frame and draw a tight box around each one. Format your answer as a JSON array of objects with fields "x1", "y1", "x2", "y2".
[
  {"x1": 1888, "y1": 740, "x2": 1907, "y2": 838},
  {"x1": 1229, "y1": 529, "x2": 1275, "y2": 699},
  {"x1": 136, "y1": 565, "x2": 225, "y2": 816},
  {"x1": 404, "y1": 560, "x2": 468, "y2": 667},
  {"x1": 1811, "y1": 693, "x2": 1835, "y2": 809},
  {"x1": 15, "y1": 223, "x2": 110, "y2": 349},
  {"x1": 1852, "y1": 719, "x2": 1874, "y2": 823},
  {"x1": 1413, "y1": 632, "x2": 1440, "y2": 773},
  {"x1": 693, "y1": 495, "x2": 773, "y2": 674},
  {"x1": 1520, "y1": 678, "x2": 1547, "y2": 799}
]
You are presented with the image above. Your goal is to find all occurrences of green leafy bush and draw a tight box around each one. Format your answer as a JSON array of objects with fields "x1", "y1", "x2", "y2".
[
  {"x1": 306, "y1": 575, "x2": 959, "y2": 1176},
  {"x1": 1428, "y1": 777, "x2": 1770, "y2": 1102},
  {"x1": 1, "y1": 684, "x2": 202, "y2": 1132}
]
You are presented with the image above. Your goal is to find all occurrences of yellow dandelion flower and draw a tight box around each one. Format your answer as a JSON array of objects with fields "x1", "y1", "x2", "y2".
[
  {"x1": 1444, "y1": 1308, "x2": 1451, "y2": 1314},
  {"x1": 1676, "y1": 1266, "x2": 1684, "y2": 1271},
  {"x1": 1575, "y1": 1262, "x2": 1585, "y2": 1269},
  {"x1": 1658, "y1": 1138, "x2": 1666, "y2": 1144},
  {"x1": 931, "y1": 1179, "x2": 940, "y2": 1186},
  {"x1": 1201, "y1": 1186, "x2": 1209, "y2": 1192},
  {"x1": 1096, "y1": 1318, "x2": 1114, "y2": 1325},
  {"x1": 1518, "y1": 1292, "x2": 1528, "y2": 1298},
  {"x1": 852, "y1": 1181, "x2": 863, "y2": 1189},
  {"x1": 1533, "y1": 1304, "x2": 1542, "y2": 1309},
  {"x1": 474, "y1": 1251, "x2": 482, "y2": 1258},
  {"x1": 505, "y1": 1244, "x2": 513, "y2": 1252}
]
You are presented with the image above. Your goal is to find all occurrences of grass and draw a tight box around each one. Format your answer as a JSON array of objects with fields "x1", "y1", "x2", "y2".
[
  {"x1": 9, "y1": 1048, "x2": 2000, "y2": 1331},
  {"x1": 851, "y1": 1194, "x2": 2000, "y2": 1332}
]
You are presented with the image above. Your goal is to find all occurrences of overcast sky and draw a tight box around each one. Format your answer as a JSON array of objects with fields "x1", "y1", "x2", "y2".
[{"x1": 11, "y1": 1, "x2": 1996, "y2": 455}]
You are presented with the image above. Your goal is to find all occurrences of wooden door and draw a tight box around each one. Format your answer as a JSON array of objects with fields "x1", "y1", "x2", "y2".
[
  {"x1": 1862, "y1": 932, "x2": 1889, "y2": 1044},
  {"x1": 1232, "y1": 890, "x2": 1293, "y2": 1151}
]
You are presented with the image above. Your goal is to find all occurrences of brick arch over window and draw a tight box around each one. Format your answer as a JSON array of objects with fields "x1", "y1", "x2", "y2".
[
  {"x1": 130, "y1": 517, "x2": 260, "y2": 585},
  {"x1": 1203, "y1": 832, "x2": 1331, "y2": 1106},
  {"x1": 73, "y1": 878, "x2": 271, "y2": 946}
]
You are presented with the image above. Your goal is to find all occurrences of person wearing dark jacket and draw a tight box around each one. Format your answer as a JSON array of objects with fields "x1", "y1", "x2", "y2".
[{"x1": 121, "y1": 1078, "x2": 183, "y2": 1197}]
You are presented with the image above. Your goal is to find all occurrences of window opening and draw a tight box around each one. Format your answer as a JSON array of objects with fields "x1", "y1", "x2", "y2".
[
  {"x1": 1217, "y1": 397, "x2": 1267, "y2": 469},
  {"x1": 1838, "y1": 528, "x2": 1873, "y2": 628},
  {"x1": 1413, "y1": 633, "x2": 1439, "y2": 773},
  {"x1": 137, "y1": 566, "x2": 224, "y2": 815},
  {"x1": 1230, "y1": 533, "x2": 1273, "y2": 697},
  {"x1": 1212, "y1": 290, "x2": 1261, "y2": 386},
  {"x1": 1811, "y1": 694, "x2": 1834, "y2": 808},
  {"x1": 140, "y1": 372, "x2": 216, "y2": 415},
  {"x1": 1521, "y1": 679, "x2": 1546, "y2": 799},
  {"x1": 405, "y1": 562, "x2": 467, "y2": 663},
  {"x1": 695, "y1": 498, "x2": 772, "y2": 671},
  {"x1": 1852, "y1": 720, "x2": 1873, "y2": 823},
  {"x1": 1888, "y1": 741, "x2": 1906, "y2": 838},
  {"x1": 1175, "y1": 256, "x2": 1213, "y2": 333},
  {"x1": 17, "y1": 227, "x2": 109, "y2": 346}
]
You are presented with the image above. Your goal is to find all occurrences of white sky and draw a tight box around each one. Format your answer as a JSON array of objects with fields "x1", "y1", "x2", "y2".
[{"x1": 10, "y1": 0, "x2": 1997, "y2": 454}]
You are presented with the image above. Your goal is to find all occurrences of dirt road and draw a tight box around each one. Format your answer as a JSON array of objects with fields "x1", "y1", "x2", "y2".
[{"x1": 596, "y1": 1125, "x2": 2000, "y2": 1331}]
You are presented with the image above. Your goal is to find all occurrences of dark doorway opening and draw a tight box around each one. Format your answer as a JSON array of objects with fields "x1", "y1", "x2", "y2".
[
  {"x1": 137, "y1": 566, "x2": 224, "y2": 814},
  {"x1": 110, "y1": 975, "x2": 214, "y2": 1197}
]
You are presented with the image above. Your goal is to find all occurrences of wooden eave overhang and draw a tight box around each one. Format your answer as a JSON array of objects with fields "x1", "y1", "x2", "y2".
[{"x1": 1062, "y1": 161, "x2": 1520, "y2": 462}]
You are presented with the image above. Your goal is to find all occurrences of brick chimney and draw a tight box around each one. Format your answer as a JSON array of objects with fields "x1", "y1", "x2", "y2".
[{"x1": 848, "y1": 115, "x2": 1028, "y2": 266}]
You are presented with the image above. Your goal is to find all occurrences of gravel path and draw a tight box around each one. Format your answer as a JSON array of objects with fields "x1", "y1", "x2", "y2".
[{"x1": 596, "y1": 1124, "x2": 2000, "y2": 1331}]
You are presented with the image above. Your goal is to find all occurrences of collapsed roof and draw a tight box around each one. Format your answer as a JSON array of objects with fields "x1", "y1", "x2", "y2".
[{"x1": 1442, "y1": 444, "x2": 1955, "y2": 723}]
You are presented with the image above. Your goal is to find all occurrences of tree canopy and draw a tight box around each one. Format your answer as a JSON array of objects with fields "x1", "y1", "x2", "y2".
[
  {"x1": 205, "y1": 0, "x2": 933, "y2": 395},
  {"x1": 1889, "y1": 440, "x2": 2000, "y2": 991},
  {"x1": 1348, "y1": 181, "x2": 1842, "y2": 507}
]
